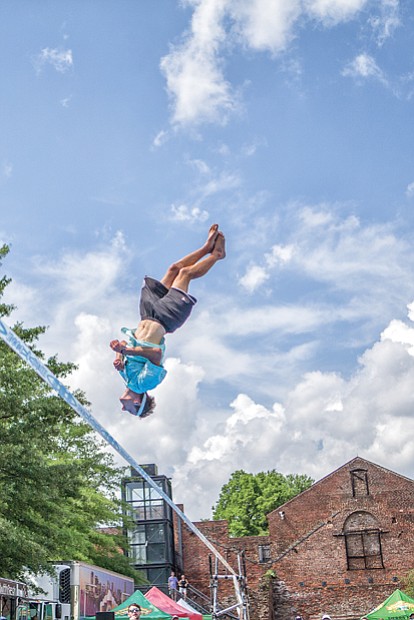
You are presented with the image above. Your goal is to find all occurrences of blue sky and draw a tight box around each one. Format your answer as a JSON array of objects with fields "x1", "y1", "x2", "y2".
[{"x1": 2, "y1": 0, "x2": 414, "y2": 520}]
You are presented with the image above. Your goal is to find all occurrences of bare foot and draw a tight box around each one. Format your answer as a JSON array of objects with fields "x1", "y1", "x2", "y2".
[
  {"x1": 212, "y1": 231, "x2": 226, "y2": 259},
  {"x1": 205, "y1": 224, "x2": 219, "y2": 252}
]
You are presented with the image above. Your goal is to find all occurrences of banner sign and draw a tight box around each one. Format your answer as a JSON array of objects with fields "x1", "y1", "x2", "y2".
[{"x1": 0, "y1": 577, "x2": 28, "y2": 598}]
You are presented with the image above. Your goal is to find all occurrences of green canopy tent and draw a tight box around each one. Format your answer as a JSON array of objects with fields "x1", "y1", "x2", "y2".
[
  {"x1": 364, "y1": 589, "x2": 414, "y2": 620},
  {"x1": 85, "y1": 590, "x2": 173, "y2": 620}
]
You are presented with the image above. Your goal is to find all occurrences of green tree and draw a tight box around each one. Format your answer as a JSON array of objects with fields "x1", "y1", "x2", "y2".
[
  {"x1": 213, "y1": 469, "x2": 314, "y2": 536},
  {"x1": 0, "y1": 244, "x2": 137, "y2": 581},
  {"x1": 399, "y1": 570, "x2": 414, "y2": 599}
]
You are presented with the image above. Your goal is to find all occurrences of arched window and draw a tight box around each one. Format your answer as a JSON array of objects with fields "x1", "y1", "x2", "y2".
[{"x1": 343, "y1": 511, "x2": 384, "y2": 570}]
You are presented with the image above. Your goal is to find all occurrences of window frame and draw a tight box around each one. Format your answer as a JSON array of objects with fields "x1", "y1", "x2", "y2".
[
  {"x1": 258, "y1": 544, "x2": 271, "y2": 564},
  {"x1": 344, "y1": 528, "x2": 384, "y2": 570}
]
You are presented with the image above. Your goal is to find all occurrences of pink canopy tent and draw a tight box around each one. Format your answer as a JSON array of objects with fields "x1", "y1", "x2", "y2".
[{"x1": 145, "y1": 587, "x2": 202, "y2": 620}]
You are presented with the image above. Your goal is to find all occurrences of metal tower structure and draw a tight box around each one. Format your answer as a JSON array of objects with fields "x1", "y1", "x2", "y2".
[{"x1": 210, "y1": 552, "x2": 249, "y2": 619}]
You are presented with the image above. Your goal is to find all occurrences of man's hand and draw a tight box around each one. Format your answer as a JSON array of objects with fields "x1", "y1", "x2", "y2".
[
  {"x1": 110, "y1": 339, "x2": 162, "y2": 366},
  {"x1": 110, "y1": 339, "x2": 127, "y2": 353},
  {"x1": 113, "y1": 358, "x2": 125, "y2": 371}
]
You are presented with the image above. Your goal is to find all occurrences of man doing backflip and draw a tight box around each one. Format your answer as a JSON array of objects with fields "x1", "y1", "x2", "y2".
[{"x1": 110, "y1": 225, "x2": 225, "y2": 418}]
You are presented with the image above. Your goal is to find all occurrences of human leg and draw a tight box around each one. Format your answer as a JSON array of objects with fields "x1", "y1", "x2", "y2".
[
  {"x1": 137, "y1": 231, "x2": 225, "y2": 333},
  {"x1": 160, "y1": 224, "x2": 219, "y2": 288},
  {"x1": 171, "y1": 231, "x2": 225, "y2": 292}
]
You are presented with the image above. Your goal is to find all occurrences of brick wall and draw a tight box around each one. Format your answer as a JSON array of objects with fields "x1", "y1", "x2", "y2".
[
  {"x1": 266, "y1": 457, "x2": 414, "y2": 620},
  {"x1": 178, "y1": 457, "x2": 414, "y2": 620},
  {"x1": 179, "y1": 517, "x2": 270, "y2": 617}
]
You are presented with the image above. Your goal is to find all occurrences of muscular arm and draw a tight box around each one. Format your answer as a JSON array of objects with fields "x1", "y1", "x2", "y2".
[
  {"x1": 123, "y1": 345, "x2": 162, "y2": 365},
  {"x1": 110, "y1": 340, "x2": 162, "y2": 366}
]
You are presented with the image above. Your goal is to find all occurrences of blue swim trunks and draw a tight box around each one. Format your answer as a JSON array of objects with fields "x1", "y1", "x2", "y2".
[{"x1": 139, "y1": 276, "x2": 197, "y2": 334}]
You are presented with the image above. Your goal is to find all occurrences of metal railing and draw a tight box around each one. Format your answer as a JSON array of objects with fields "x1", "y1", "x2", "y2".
[{"x1": 184, "y1": 584, "x2": 239, "y2": 619}]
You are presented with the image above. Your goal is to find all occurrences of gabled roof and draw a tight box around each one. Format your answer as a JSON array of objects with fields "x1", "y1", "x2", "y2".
[{"x1": 267, "y1": 455, "x2": 414, "y2": 518}]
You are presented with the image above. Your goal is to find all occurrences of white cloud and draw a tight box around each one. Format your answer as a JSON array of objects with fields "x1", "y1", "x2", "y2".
[
  {"x1": 170, "y1": 204, "x2": 210, "y2": 223},
  {"x1": 368, "y1": 0, "x2": 400, "y2": 46},
  {"x1": 160, "y1": 0, "x2": 236, "y2": 126},
  {"x1": 239, "y1": 264, "x2": 269, "y2": 292},
  {"x1": 189, "y1": 159, "x2": 211, "y2": 175},
  {"x1": 60, "y1": 96, "x2": 72, "y2": 108},
  {"x1": 408, "y1": 301, "x2": 414, "y2": 322},
  {"x1": 241, "y1": 137, "x2": 267, "y2": 157},
  {"x1": 242, "y1": 143, "x2": 257, "y2": 157},
  {"x1": 265, "y1": 243, "x2": 295, "y2": 267},
  {"x1": 398, "y1": 71, "x2": 414, "y2": 102},
  {"x1": 34, "y1": 47, "x2": 73, "y2": 74},
  {"x1": 294, "y1": 208, "x2": 405, "y2": 288},
  {"x1": 5, "y1": 280, "x2": 40, "y2": 316},
  {"x1": 34, "y1": 232, "x2": 128, "y2": 307},
  {"x1": 381, "y1": 313, "x2": 414, "y2": 356},
  {"x1": 152, "y1": 130, "x2": 170, "y2": 149},
  {"x1": 216, "y1": 143, "x2": 231, "y2": 156},
  {"x1": 161, "y1": 0, "x2": 373, "y2": 127},
  {"x1": 232, "y1": 0, "x2": 302, "y2": 54},
  {"x1": 176, "y1": 302, "x2": 414, "y2": 518},
  {"x1": 169, "y1": 169, "x2": 239, "y2": 225},
  {"x1": 305, "y1": 0, "x2": 368, "y2": 25},
  {"x1": 237, "y1": 205, "x2": 410, "y2": 314},
  {"x1": 406, "y1": 182, "x2": 414, "y2": 198},
  {"x1": 188, "y1": 394, "x2": 285, "y2": 463},
  {"x1": 342, "y1": 52, "x2": 388, "y2": 85},
  {"x1": 1, "y1": 162, "x2": 12, "y2": 180},
  {"x1": 179, "y1": 301, "x2": 327, "y2": 362},
  {"x1": 197, "y1": 172, "x2": 240, "y2": 198},
  {"x1": 6, "y1": 210, "x2": 414, "y2": 521}
]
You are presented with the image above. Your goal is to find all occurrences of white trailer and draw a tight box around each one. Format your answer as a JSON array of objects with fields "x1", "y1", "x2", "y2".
[{"x1": 27, "y1": 562, "x2": 134, "y2": 620}]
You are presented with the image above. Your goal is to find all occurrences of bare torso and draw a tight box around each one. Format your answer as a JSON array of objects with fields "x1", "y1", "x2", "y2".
[{"x1": 134, "y1": 319, "x2": 166, "y2": 345}]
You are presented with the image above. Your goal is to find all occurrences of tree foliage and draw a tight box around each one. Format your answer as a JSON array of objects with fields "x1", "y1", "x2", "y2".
[
  {"x1": 0, "y1": 244, "x2": 138, "y2": 581},
  {"x1": 213, "y1": 469, "x2": 314, "y2": 537},
  {"x1": 399, "y1": 570, "x2": 414, "y2": 599}
]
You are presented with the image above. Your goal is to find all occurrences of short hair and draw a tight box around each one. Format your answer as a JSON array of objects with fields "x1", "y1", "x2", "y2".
[
  {"x1": 137, "y1": 393, "x2": 156, "y2": 418},
  {"x1": 128, "y1": 605, "x2": 141, "y2": 612}
]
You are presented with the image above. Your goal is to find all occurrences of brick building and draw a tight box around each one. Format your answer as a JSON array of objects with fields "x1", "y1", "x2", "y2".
[{"x1": 178, "y1": 457, "x2": 414, "y2": 620}]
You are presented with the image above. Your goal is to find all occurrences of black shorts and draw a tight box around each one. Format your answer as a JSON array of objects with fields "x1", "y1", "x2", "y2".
[{"x1": 139, "y1": 276, "x2": 197, "y2": 333}]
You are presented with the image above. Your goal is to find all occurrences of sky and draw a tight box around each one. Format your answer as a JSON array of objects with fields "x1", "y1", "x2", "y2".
[{"x1": 2, "y1": 0, "x2": 414, "y2": 521}]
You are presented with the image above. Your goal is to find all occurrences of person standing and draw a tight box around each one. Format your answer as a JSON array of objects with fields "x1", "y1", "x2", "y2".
[
  {"x1": 168, "y1": 570, "x2": 179, "y2": 601},
  {"x1": 178, "y1": 574, "x2": 189, "y2": 600}
]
